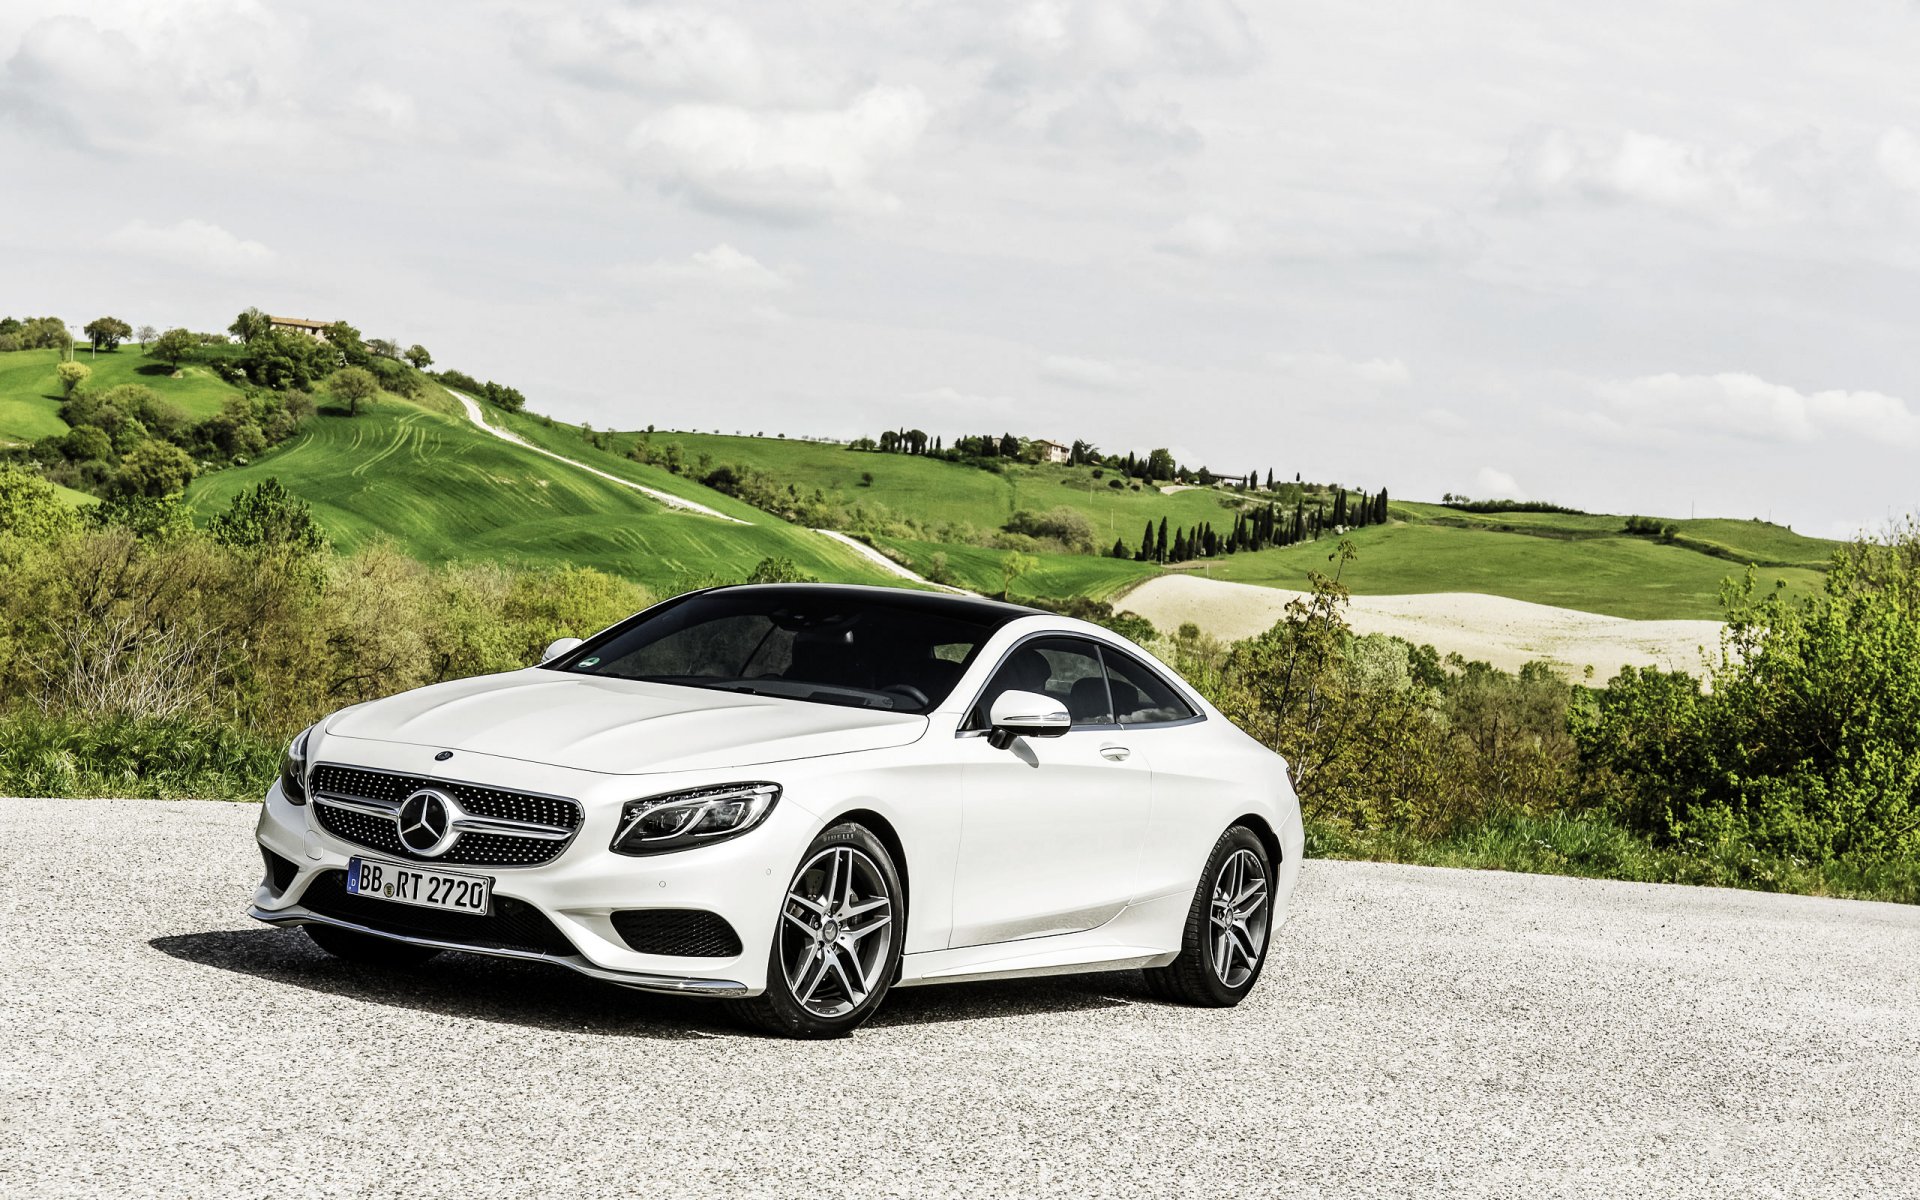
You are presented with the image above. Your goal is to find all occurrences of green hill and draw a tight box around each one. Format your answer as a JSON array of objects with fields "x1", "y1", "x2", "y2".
[
  {"x1": 185, "y1": 388, "x2": 904, "y2": 592},
  {"x1": 0, "y1": 340, "x2": 1847, "y2": 619},
  {"x1": 0, "y1": 347, "x2": 245, "y2": 444}
]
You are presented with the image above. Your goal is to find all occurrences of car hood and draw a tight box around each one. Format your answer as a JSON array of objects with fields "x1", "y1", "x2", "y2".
[{"x1": 322, "y1": 669, "x2": 928, "y2": 775}]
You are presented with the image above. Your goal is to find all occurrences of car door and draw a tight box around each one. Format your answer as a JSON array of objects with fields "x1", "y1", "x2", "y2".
[{"x1": 949, "y1": 636, "x2": 1154, "y2": 948}]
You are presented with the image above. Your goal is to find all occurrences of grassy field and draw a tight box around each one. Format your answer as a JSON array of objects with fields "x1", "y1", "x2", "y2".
[
  {"x1": 602, "y1": 429, "x2": 1247, "y2": 543},
  {"x1": 1184, "y1": 521, "x2": 1827, "y2": 619},
  {"x1": 186, "y1": 390, "x2": 904, "y2": 592},
  {"x1": 1394, "y1": 501, "x2": 1837, "y2": 568},
  {"x1": 872, "y1": 536, "x2": 1159, "y2": 602},
  {"x1": 0, "y1": 347, "x2": 244, "y2": 442}
]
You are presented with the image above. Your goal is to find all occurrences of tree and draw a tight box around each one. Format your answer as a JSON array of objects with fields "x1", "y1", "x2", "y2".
[
  {"x1": 110, "y1": 439, "x2": 194, "y2": 497},
  {"x1": 0, "y1": 464, "x2": 79, "y2": 541},
  {"x1": 83, "y1": 317, "x2": 133, "y2": 351},
  {"x1": 324, "y1": 321, "x2": 369, "y2": 367},
  {"x1": 136, "y1": 325, "x2": 156, "y2": 347},
  {"x1": 1000, "y1": 551, "x2": 1038, "y2": 601},
  {"x1": 403, "y1": 344, "x2": 432, "y2": 369},
  {"x1": 1139, "y1": 520, "x2": 1155, "y2": 562},
  {"x1": 1110, "y1": 537, "x2": 1131, "y2": 559},
  {"x1": 999, "y1": 432, "x2": 1019, "y2": 458},
  {"x1": 746, "y1": 556, "x2": 814, "y2": 584},
  {"x1": 228, "y1": 307, "x2": 271, "y2": 345},
  {"x1": 148, "y1": 328, "x2": 196, "y2": 368},
  {"x1": 55, "y1": 361, "x2": 91, "y2": 397},
  {"x1": 1156, "y1": 517, "x2": 1169, "y2": 562},
  {"x1": 1145, "y1": 448, "x2": 1176, "y2": 481},
  {"x1": 208, "y1": 477, "x2": 329, "y2": 554},
  {"x1": 329, "y1": 366, "x2": 380, "y2": 416}
]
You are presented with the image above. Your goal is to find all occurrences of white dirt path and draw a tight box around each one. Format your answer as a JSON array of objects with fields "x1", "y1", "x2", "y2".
[
  {"x1": 447, "y1": 388, "x2": 965, "y2": 591},
  {"x1": 812, "y1": 529, "x2": 973, "y2": 593},
  {"x1": 1118, "y1": 573, "x2": 1723, "y2": 678},
  {"x1": 446, "y1": 389, "x2": 746, "y2": 523}
]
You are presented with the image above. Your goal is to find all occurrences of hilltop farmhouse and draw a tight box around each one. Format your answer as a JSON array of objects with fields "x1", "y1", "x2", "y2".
[{"x1": 269, "y1": 315, "x2": 332, "y2": 341}]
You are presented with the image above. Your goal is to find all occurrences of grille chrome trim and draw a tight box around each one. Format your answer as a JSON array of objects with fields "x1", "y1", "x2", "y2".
[{"x1": 309, "y1": 762, "x2": 584, "y2": 868}]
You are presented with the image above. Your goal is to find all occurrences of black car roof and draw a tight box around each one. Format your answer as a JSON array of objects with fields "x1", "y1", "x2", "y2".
[{"x1": 708, "y1": 582, "x2": 1043, "y2": 626}]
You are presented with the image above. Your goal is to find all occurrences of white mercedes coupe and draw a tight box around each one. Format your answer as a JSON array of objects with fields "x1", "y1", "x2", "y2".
[{"x1": 251, "y1": 583, "x2": 1303, "y2": 1037}]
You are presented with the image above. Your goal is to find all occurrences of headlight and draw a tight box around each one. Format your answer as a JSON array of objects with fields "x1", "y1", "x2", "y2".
[
  {"x1": 610, "y1": 782, "x2": 781, "y2": 855},
  {"x1": 279, "y1": 726, "x2": 314, "y2": 805}
]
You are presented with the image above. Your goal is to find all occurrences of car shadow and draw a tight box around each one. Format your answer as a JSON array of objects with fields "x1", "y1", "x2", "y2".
[{"x1": 153, "y1": 927, "x2": 1150, "y2": 1038}]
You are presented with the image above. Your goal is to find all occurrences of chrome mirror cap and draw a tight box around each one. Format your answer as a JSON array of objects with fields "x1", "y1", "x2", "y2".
[
  {"x1": 987, "y1": 690, "x2": 1071, "y2": 748},
  {"x1": 542, "y1": 636, "x2": 584, "y2": 663}
]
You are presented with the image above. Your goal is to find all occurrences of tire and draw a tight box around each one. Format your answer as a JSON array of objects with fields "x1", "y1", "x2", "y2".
[
  {"x1": 305, "y1": 922, "x2": 442, "y2": 969},
  {"x1": 1144, "y1": 825, "x2": 1273, "y2": 1007},
  {"x1": 727, "y1": 822, "x2": 905, "y2": 1038}
]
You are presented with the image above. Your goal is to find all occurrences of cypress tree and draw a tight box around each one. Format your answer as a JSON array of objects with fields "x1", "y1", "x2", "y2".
[
  {"x1": 1140, "y1": 520, "x2": 1154, "y2": 562},
  {"x1": 1156, "y1": 517, "x2": 1169, "y2": 562}
]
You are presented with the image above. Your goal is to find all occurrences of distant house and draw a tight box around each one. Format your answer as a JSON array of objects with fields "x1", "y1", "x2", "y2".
[
  {"x1": 1036, "y1": 439, "x2": 1072, "y2": 464},
  {"x1": 269, "y1": 316, "x2": 332, "y2": 341}
]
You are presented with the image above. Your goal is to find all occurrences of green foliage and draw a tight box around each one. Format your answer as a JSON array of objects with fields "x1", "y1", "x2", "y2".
[
  {"x1": 86, "y1": 492, "x2": 196, "y2": 541},
  {"x1": 324, "y1": 321, "x2": 369, "y2": 367},
  {"x1": 238, "y1": 329, "x2": 333, "y2": 390},
  {"x1": 404, "y1": 344, "x2": 432, "y2": 369},
  {"x1": 328, "y1": 366, "x2": 380, "y2": 415},
  {"x1": 1578, "y1": 529, "x2": 1920, "y2": 866},
  {"x1": 111, "y1": 439, "x2": 195, "y2": 497},
  {"x1": 56, "y1": 361, "x2": 91, "y2": 397},
  {"x1": 207, "y1": 477, "x2": 329, "y2": 554},
  {"x1": 83, "y1": 317, "x2": 133, "y2": 352},
  {"x1": 0, "y1": 712, "x2": 281, "y2": 801},
  {"x1": 746, "y1": 556, "x2": 814, "y2": 583},
  {"x1": 148, "y1": 328, "x2": 196, "y2": 368},
  {"x1": 438, "y1": 369, "x2": 525, "y2": 411},
  {"x1": 228, "y1": 307, "x2": 271, "y2": 345},
  {"x1": 0, "y1": 464, "x2": 78, "y2": 542}
]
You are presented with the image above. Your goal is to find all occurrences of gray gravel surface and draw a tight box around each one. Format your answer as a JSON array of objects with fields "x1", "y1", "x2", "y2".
[{"x1": 3, "y1": 797, "x2": 1917, "y2": 1199}]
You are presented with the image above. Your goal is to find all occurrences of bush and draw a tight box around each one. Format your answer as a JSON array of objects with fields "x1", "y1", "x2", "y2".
[{"x1": 1578, "y1": 531, "x2": 1920, "y2": 866}]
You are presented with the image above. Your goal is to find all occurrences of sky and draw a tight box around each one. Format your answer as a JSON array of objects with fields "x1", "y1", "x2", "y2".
[{"x1": 4, "y1": 0, "x2": 1919, "y2": 536}]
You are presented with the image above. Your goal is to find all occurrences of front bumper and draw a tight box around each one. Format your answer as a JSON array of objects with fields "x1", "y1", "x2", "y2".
[
  {"x1": 247, "y1": 902, "x2": 750, "y2": 996},
  {"x1": 251, "y1": 762, "x2": 806, "y2": 997}
]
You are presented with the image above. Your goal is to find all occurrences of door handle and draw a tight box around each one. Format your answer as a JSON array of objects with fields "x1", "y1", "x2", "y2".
[{"x1": 1099, "y1": 744, "x2": 1131, "y2": 761}]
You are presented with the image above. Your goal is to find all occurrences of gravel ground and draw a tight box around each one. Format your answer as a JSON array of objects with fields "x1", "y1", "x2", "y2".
[{"x1": 3, "y1": 797, "x2": 1917, "y2": 1199}]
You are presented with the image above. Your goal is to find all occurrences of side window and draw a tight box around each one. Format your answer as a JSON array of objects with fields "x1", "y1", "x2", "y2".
[
  {"x1": 971, "y1": 637, "x2": 1111, "y2": 728},
  {"x1": 1102, "y1": 649, "x2": 1198, "y2": 725}
]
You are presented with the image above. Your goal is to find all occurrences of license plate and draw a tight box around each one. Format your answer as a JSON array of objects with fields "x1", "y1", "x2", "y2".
[{"x1": 346, "y1": 857, "x2": 491, "y2": 915}]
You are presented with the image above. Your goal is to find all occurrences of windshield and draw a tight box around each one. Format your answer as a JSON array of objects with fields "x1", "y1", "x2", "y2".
[{"x1": 548, "y1": 587, "x2": 1007, "y2": 713}]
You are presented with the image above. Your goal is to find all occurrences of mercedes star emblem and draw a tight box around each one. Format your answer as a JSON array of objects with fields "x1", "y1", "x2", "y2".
[{"x1": 397, "y1": 787, "x2": 461, "y2": 857}]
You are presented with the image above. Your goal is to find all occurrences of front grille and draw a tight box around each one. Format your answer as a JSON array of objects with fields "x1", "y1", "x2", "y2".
[
  {"x1": 611, "y1": 909, "x2": 744, "y2": 958},
  {"x1": 297, "y1": 870, "x2": 576, "y2": 956},
  {"x1": 309, "y1": 763, "x2": 582, "y2": 867},
  {"x1": 261, "y1": 847, "x2": 299, "y2": 893}
]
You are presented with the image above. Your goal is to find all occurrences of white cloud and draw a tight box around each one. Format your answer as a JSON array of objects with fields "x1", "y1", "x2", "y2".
[
  {"x1": 528, "y1": 6, "x2": 812, "y2": 106},
  {"x1": 628, "y1": 84, "x2": 929, "y2": 219},
  {"x1": 104, "y1": 218, "x2": 275, "y2": 274},
  {"x1": 1157, "y1": 212, "x2": 1238, "y2": 258},
  {"x1": 623, "y1": 243, "x2": 793, "y2": 291},
  {"x1": 1501, "y1": 127, "x2": 1780, "y2": 224},
  {"x1": 1474, "y1": 467, "x2": 1525, "y2": 501},
  {"x1": 1039, "y1": 353, "x2": 1140, "y2": 391},
  {"x1": 1875, "y1": 127, "x2": 1920, "y2": 193},
  {"x1": 1269, "y1": 351, "x2": 1411, "y2": 393},
  {"x1": 1589, "y1": 371, "x2": 1920, "y2": 446}
]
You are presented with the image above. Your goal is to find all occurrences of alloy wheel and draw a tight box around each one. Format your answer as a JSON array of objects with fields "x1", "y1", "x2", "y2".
[
  {"x1": 1208, "y1": 846, "x2": 1269, "y2": 988},
  {"x1": 778, "y1": 845, "x2": 895, "y2": 1018}
]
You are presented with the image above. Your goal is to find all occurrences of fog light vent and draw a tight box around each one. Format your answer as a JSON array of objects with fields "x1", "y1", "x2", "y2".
[{"x1": 610, "y1": 909, "x2": 743, "y2": 958}]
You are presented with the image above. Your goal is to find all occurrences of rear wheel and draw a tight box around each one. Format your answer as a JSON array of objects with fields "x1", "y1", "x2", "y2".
[
  {"x1": 727, "y1": 823, "x2": 903, "y2": 1038},
  {"x1": 1144, "y1": 826, "x2": 1272, "y2": 1006},
  {"x1": 304, "y1": 923, "x2": 442, "y2": 969}
]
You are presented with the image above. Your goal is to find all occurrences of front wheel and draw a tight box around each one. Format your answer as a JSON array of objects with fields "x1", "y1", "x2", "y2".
[
  {"x1": 1144, "y1": 826, "x2": 1272, "y2": 1006},
  {"x1": 726, "y1": 823, "x2": 904, "y2": 1038}
]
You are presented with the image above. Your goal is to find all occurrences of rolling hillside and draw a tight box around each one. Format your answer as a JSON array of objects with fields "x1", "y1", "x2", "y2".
[
  {"x1": 185, "y1": 389, "x2": 903, "y2": 591},
  {"x1": 0, "y1": 341, "x2": 1846, "y2": 619},
  {"x1": 0, "y1": 347, "x2": 243, "y2": 445}
]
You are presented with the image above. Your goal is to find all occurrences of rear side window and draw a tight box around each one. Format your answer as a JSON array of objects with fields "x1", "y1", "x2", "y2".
[
  {"x1": 969, "y1": 636, "x2": 1112, "y2": 728},
  {"x1": 1102, "y1": 649, "x2": 1198, "y2": 725}
]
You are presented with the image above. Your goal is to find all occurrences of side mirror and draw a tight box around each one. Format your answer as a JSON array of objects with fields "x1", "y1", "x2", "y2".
[
  {"x1": 542, "y1": 636, "x2": 583, "y2": 664},
  {"x1": 986, "y1": 690, "x2": 1071, "y2": 749}
]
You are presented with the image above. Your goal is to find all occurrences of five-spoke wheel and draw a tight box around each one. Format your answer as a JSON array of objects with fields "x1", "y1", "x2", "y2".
[
  {"x1": 728, "y1": 822, "x2": 904, "y2": 1037},
  {"x1": 1145, "y1": 825, "x2": 1274, "y2": 1006}
]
